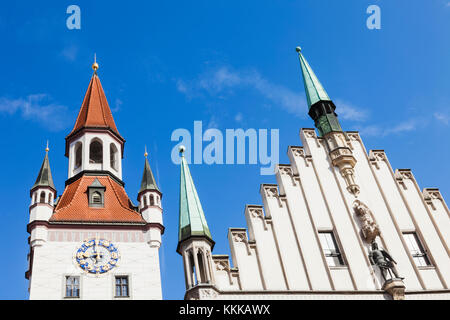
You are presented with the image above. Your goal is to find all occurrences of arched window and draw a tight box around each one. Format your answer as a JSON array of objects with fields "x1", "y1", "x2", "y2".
[
  {"x1": 74, "y1": 142, "x2": 82, "y2": 169},
  {"x1": 110, "y1": 143, "x2": 118, "y2": 171},
  {"x1": 197, "y1": 251, "x2": 207, "y2": 284},
  {"x1": 40, "y1": 191, "x2": 46, "y2": 203},
  {"x1": 89, "y1": 140, "x2": 103, "y2": 164},
  {"x1": 188, "y1": 251, "x2": 197, "y2": 286},
  {"x1": 144, "y1": 195, "x2": 148, "y2": 207},
  {"x1": 91, "y1": 191, "x2": 102, "y2": 204},
  {"x1": 48, "y1": 194, "x2": 53, "y2": 205},
  {"x1": 150, "y1": 194, "x2": 155, "y2": 206}
]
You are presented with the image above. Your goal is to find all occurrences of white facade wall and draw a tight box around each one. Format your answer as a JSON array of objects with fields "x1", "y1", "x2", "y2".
[
  {"x1": 28, "y1": 227, "x2": 162, "y2": 300},
  {"x1": 194, "y1": 129, "x2": 450, "y2": 300},
  {"x1": 244, "y1": 206, "x2": 287, "y2": 291},
  {"x1": 228, "y1": 229, "x2": 264, "y2": 291}
]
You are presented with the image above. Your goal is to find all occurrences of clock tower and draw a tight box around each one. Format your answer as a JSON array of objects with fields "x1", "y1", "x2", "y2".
[{"x1": 26, "y1": 61, "x2": 164, "y2": 300}]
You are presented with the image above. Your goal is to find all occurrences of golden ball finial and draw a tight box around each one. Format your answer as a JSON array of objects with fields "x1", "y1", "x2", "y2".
[
  {"x1": 144, "y1": 145, "x2": 148, "y2": 158},
  {"x1": 92, "y1": 53, "x2": 99, "y2": 72}
]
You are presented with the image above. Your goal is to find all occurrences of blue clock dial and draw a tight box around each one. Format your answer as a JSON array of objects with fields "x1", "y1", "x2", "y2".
[{"x1": 75, "y1": 238, "x2": 119, "y2": 274}]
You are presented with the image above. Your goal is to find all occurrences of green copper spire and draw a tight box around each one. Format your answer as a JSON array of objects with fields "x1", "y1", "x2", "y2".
[
  {"x1": 296, "y1": 46, "x2": 343, "y2": 136},
  {"x1": 32, "y1": 143, "x2": 55, "y2": 190},
  {"x1": 139, "y1": 149, "x2": 160, "y2": 194},
  {"x1": 296, "y1": 46, "x2": 331, "y2": 108},
  {"x1": 177, "y1": 146, "x2": 213, "y2": 253}
]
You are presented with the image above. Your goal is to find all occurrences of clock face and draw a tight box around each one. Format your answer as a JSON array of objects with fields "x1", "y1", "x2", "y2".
[{"x1": 75, "y1": 238, "x2": 119, "y2": 274}]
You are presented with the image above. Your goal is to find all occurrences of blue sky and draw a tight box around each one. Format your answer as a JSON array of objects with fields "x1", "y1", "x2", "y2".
[{"x1": 0, "y1": 1, "x2": 449, "y2": 300}]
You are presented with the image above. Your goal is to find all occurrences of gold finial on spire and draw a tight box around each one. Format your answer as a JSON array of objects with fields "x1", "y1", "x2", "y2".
[
  {"x1": 92, "y1": 53, "x2": 99, "y2": 72},
  {"x1": 144, "y1": 145, "x2": 148, "y2": 158},
  {"x1": 45, "y1": 140, "x2": 49, "y2": 153}
]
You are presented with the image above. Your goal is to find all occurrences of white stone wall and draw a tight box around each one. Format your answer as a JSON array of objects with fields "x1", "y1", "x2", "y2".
[
  {"x1": 28, "y1": 228, "x2": 162, "y2": 300},
  {"x1": 202, "y1": 130, "x2": 450, "y2": 300}
]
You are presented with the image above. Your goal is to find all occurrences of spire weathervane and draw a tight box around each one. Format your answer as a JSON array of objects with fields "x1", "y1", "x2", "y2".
[
  {"x1": 45, "y1": 140, "x2": 49, "y2": 153},
  {"x1": 144, "y1": 145, "x2": 148, "y2": 158},
  {"x1": 92, "y1": 53, "x2": 99, "y2": 72}
]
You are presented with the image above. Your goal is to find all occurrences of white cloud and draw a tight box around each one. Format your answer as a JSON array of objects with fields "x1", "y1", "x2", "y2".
[
  {"x1": 177, "y1": 66, "x2": 372, "y2": 123},
  {"x1": 334, "y1": 99, "x2": 368, "y2": 122},
  {"x1": 112, "y1": 98, "x2": 123, "y2": 112},
  {"x1": 176, "y1": 65, "x2": 447, "y2": 141},
  {"x1": 176, "y1": 66, "x2": 307, "y2": 118},
  {"x1": 358, "y1": 118, "x2": 419, "y2": 137},
  {"x1": 60, "y1": 45, "x2": 78, "y2": 61},
  {"x1": 176, "y1": 79, "x2": 188, "y2": 94},
  {"x1": 198, "y1": 67, "x2": 242, "y2": 93},
  {"x1": 0, "y1": 94, "x2": 71, "y2": 131},
  {"x1": 234, "y1": 112, "x2": 243, "y2": 123},
  {"x1": 384, "y1": 119, "x2": 418, "y2": 135},
  {"x1": 206, "y1": 115, "x2": 220, "y2": 129},
  {"x1": 434, "y1": 112, "x2": 449, "y2": 125}
]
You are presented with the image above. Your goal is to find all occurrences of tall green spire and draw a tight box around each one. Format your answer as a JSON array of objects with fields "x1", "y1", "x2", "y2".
[
  {"x1": 139, "y1": 150, "x2": 160, "y2": 194},
  {"x1": 296, "y1": 46, "x2": 331, "y2": 108},
  {"x1": 177, "y1": 147, "x2": 213, "y2": 253},
  {"x1": 32, "y1": 143, "x2": 55, "y2": 190},
  {"x1": 296, "y1": 46, "x2": 343, "y2": 136}
]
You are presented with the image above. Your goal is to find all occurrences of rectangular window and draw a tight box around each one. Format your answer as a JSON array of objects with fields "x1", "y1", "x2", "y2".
[
  {"x1": 115, "y1": 276, "x2": 129, "y2": 297},
  {"x1": 318, "y1": 231, "x2": 345, "y2": 267},
  {"x1": 403, "y1": 232, "x2": 431, "y2": 267},
  {"x1": 65, "y1": 276, "x2": 80, "y2": 298}
]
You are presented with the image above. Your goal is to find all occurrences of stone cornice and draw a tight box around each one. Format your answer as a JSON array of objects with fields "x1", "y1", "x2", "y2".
[{"x1": 27, "y1": 220, "x2": 164, "y2": 235}]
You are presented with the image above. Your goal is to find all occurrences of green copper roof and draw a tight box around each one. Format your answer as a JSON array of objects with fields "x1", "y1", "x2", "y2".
[
  {"x1": 296, "y1": 46, "x2": 331, "y2": 109},
  {"x1": 139, "y1": 157, "x2": 160, "y2": 193},
  {"x1": 178, "y1": 154, "x2": 213, "y2": 247},
  {"x1": 32, "y1": 151, "x2": 55, "y2": 190}
]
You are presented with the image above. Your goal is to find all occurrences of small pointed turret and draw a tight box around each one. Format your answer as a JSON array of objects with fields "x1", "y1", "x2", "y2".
[
  {"x1": 296, "y1": 46, "x2": 343, "y2": 137},
  {"x1": 137, "y1": 148, "x2": 163, "y2": 241},
  {"x1": 32, "y1": 143, "x2": 55, "y2": 191},
  {"x1": 139, "y1": 149, "x2": 160, "y2": 194},
  {"x1": 29, "y1": 143, "x2": 57, "y2": 224}
]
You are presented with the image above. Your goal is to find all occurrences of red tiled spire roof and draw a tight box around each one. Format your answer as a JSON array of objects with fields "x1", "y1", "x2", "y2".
[
  {"x1": 67, "y1": 73, "x2": 122, "y2": 139},
  {"x1": 51, "y1": 176, "x2": 145, "y2": 224}
]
